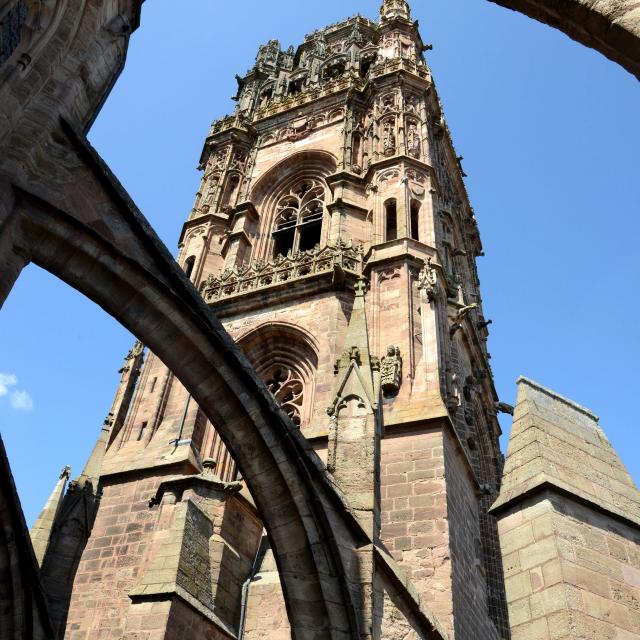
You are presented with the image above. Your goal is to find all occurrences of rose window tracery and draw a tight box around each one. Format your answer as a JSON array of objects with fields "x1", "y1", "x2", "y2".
[
  {"x1": 272, "y1": 179, "x2": 325, "y2": 257},
  {"x1": 264, "y1": 363, "x2": 304, "y2": 427}
]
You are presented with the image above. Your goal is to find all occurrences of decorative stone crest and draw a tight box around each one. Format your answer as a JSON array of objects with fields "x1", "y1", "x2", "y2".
[{"x1": 380, "y1": 346, "x2": 402, "y2": 395}]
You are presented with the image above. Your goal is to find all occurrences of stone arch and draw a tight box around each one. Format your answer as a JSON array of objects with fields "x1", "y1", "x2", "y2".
[
  {"x1": 489, "y1": 0, "x2": 640, "y2": 80},
  {"x1": 250, "y1": 150, "x2": 337, "y2": 205},
  {"x1": 0, "y1": 148, "x2": 360, "y2": 638}
]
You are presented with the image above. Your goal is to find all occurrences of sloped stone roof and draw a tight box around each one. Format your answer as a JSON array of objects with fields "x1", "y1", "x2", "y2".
[{"x1": 491, "y1": 377, "x2": 640, "y2": 528}]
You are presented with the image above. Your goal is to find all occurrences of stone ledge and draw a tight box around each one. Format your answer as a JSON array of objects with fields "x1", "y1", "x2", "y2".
[
  {"x1": 489, "y1": 476, "x2": 640, "y2": 531},
  {"x1": 128, "y1": 582, "x2": 237, "y2": 639}
]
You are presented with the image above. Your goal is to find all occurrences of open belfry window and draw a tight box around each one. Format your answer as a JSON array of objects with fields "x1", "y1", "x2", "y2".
[
  {"x1": 410, "y1": 200, "x2": 421, "y2": 241},
  {"x1": 384, "y1": 198, "x2": 398, "y2": 241},
  {"x1": 272, "y1": 179, "x2": 325, "y2": 258}
]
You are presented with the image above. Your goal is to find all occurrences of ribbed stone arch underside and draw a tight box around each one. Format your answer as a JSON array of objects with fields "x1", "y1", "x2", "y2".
[{"x1": 488, "y1": 0, "x2": 640, "y2": 79}]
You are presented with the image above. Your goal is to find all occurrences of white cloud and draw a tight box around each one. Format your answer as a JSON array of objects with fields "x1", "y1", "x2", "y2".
[
  {"x1": 10, "y1": 390, "x2": 33, "y2": 411},
  {"x1": 0, "y1": 373, "x2": 33, "y2": 411},
  {"x1": 0, "y1": 373, "x2": 17, "y2": 397}
]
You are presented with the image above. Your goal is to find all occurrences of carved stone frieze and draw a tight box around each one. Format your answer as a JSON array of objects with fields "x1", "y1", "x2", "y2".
[{"x1": 201, "y1": 243, "x2": 363, "y2": 302}]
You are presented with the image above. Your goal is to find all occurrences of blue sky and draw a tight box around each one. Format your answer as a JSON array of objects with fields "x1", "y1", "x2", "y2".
[{"x1": 2, "y1": 0, "x2": 639, "y2": 526}]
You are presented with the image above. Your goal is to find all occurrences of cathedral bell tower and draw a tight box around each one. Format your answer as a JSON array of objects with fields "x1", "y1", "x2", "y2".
[{"x1": 38, "y1": 2, "x2": 511, "y2": 638}]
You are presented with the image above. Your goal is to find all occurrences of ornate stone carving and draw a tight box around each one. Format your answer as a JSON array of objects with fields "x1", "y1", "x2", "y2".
[
  {"x1": 264, "y1": 363, "x2": 304, "y2": 427},
  {"x1": 378, "y1": 167, "x2": 399, "y2": 184},
  {"x1": 382, "y1": 118, "x2": 396, "y2": 156},
  {"x1": 378, "y1": 266, "x2": 401, "y2": 283},
  {"x1": 201, "y1": 244, "x2": 363, "y2": 302},
  {"x1": 407, "y1": 120, "x2": 421, "y2": 158},
  {"x1": 417, "y1": 258, "x2": 438, "y2": 302},
  {"x1": 380, "y1": 346, "x2": 402, "y2": 395}
]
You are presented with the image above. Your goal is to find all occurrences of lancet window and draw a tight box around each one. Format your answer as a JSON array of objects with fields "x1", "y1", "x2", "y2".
[{"x1": 272, "y1": 179, "x2": 325, "y2": 258}]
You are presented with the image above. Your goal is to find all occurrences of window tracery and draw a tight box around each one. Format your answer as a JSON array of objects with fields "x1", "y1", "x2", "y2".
[
  {"x1": 237, "y1": 324, "x2": 318, "y2": 430},
  {"x1": 263, "y1": 363, "x2": 304, "y2": 427},
  {"x1": 272, "y1": 178, "x2": 325, "y2": 257}
]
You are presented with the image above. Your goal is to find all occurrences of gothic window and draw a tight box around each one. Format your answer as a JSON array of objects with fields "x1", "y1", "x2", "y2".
[
  {"x1": 323, "y1": 59, "x2": 345, "y2": 80},
  {"x1": 263, "y1": 363, "x2": 304, "y2": 427},
  {"x1": 384, "y1": 198, "x2": 397, "y2": 241},
  {"x1": 359, "y1": 54, "x2": 375, "y2": 78},
  {"x1": 238, "y1": 325, "x2": 318, "y2": 430},
  {"x1": 0, "y1": 2, "x2": 27, "y2": 67},
  {"x1": 272, "y1": 179, "x2": 325, "y2": 258},
  {"x1": 410, "y1": 200, "x2": 420, "y2": 241}
]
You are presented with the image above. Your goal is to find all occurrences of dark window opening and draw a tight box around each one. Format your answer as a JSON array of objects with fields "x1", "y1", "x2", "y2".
[
  {"x1": 351, "y1": 133, "x2": 362, "y2": 170},
  {"x1": 0, "y1": 2, "x2": 27, "y2": 67},
  {"x1": 137, "y1": 421, "x2": 148, "y2": 441},
  {"x1": 385, "y1": 199, "x2": 397, "y2": 241},
  {"x1": 410, "y1": 201, "x2": 420, "y2": 241},
  {"x1": 184, "y1": 256, "x2": 196, "y2": 279},
  {"x1": 272, "y1": 179, "x2": 325, "y2": 258},
  {"x1": 324, "y1": 61, "x2": 345, "y2": 80},
  {"x1": 273, "y1": 227, "x2": 295, "y2": 258},
  {"x1": 288, "y1": 77, "x2": 304, "y2": 95},
  {"x1": 360, "y1": 56, "x2": 375, "y2": 78},
  {"x1": 298, "y1": 219, "x2": 322, "y2": 252},
  {"x1": 259, "y1": 87, "x2": 273, "y2": 106},
  {"x1": 150, "y1": 377, "x2": 157, "y2": 393}
]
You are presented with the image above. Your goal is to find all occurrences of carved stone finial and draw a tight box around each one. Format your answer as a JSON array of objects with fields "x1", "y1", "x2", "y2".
[
  {"x1": 380, "y1": 346, "x2": 402, "y2": 396},
  {"x1": 354, "y1": 276, "x2": 368, "y2": 297},
  {"x1": 202, "y1": 458, "x2": 217, "y2": 476},
  {"x1": 60, "y1": 465, "x2": 71, "y2": 479}
]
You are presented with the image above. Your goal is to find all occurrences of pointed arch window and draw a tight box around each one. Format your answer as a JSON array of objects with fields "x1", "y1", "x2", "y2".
[
  {"x1": 237, "y1": 325, "x2": 318, "y2": 430},
  {"x1": 272, "y1": 179, "x2": 325, "y2": 258}
]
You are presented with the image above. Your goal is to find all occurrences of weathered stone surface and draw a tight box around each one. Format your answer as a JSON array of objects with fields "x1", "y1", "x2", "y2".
[{"x1": 494, "y1": 378, "x2": 640, "y2": 640}]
